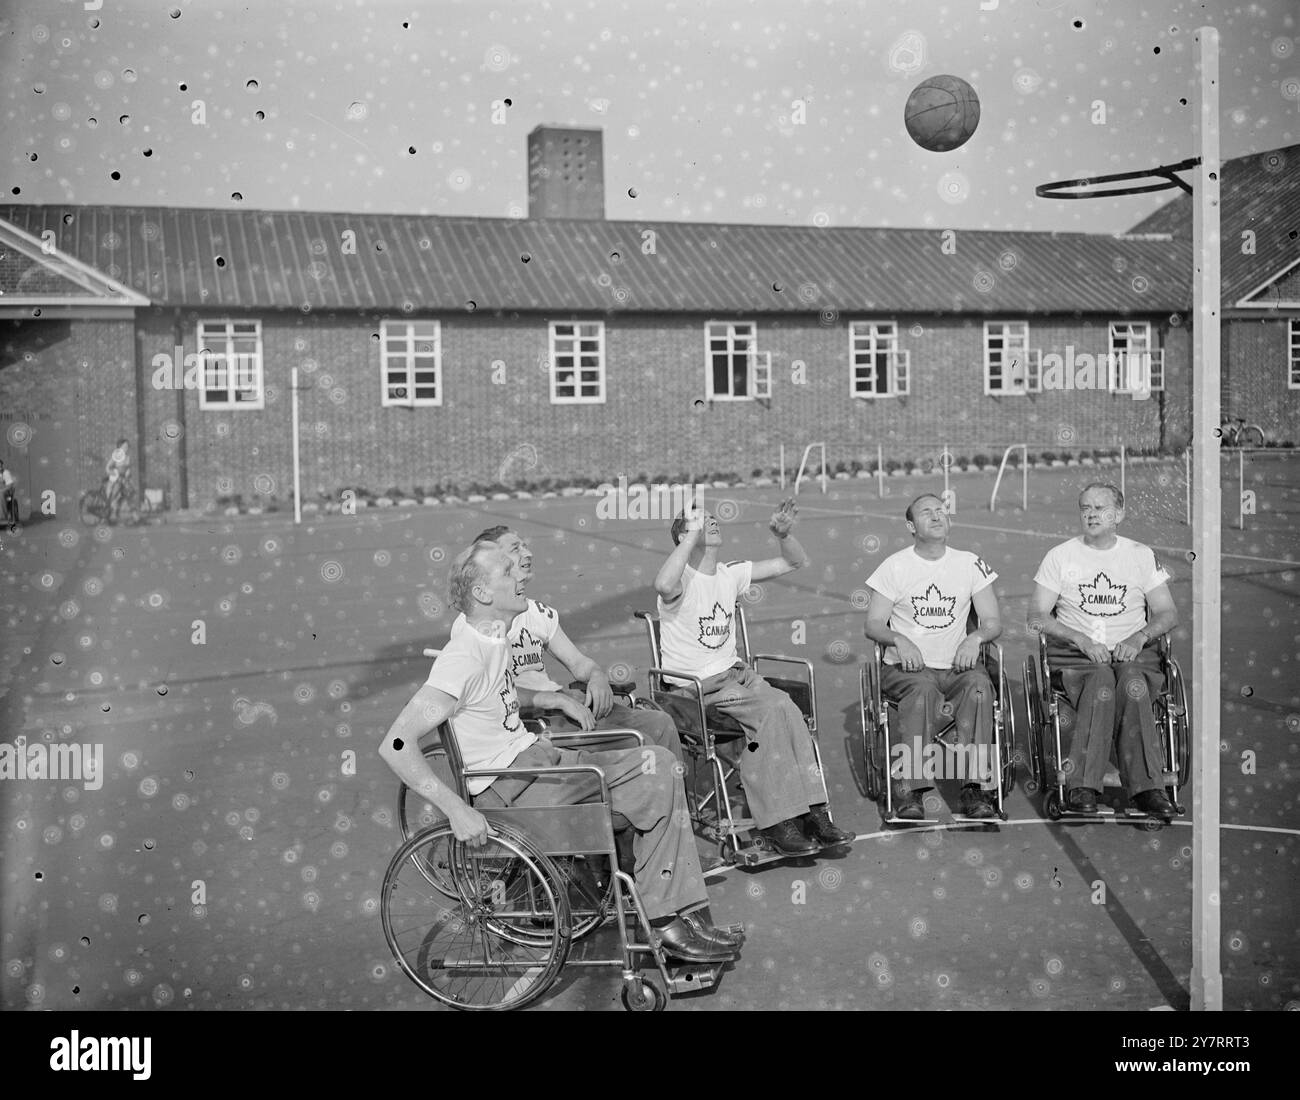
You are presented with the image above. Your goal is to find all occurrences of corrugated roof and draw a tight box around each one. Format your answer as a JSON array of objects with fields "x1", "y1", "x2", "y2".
[
  {"x1": 0, "y1": 203, "x2": 1193, "y2": 314},
  {"x1": 1126, "y1": 143, "x2": 1300, "y2": 305}
]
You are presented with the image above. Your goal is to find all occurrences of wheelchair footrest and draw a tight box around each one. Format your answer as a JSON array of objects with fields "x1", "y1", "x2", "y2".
[
  {"x1": 884, "y1": 814, "x2": 941, "y2": 826},
  {"x1": 663, "y1": 963, "x2": 723, "y2": 994},
  {"x1": 950, "y1": 813, "x2": 1005, "y2": 825}
]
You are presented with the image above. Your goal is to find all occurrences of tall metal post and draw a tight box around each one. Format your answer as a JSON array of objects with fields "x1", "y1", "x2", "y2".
[{"x1": 1190, "y1": 25, "x2": 1223, "y2": 1012}]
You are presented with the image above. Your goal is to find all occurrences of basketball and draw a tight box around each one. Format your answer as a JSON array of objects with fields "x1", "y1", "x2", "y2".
[{"x1": 905, "y1": 75, "x2": 981, "y2": 152}]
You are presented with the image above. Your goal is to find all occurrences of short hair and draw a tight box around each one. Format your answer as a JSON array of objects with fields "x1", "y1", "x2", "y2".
[
  {"x1": 905, "y1": 493, "x2": 945, "y2": 525},
  {"x1": 1078, "y1": 482, "x2": 1124, "y2": 509},
  {"x1": 472, "y1": 524, "x2": 511, "y2": 543},
  {"x1": 116, "y1": 438, "x2": 129, "y2": 448},
  {"x1": 670, "y1": 508, "x2": 710, "y2": 546},
  {"x1": 447, "y1": 540, "x2": 500, "y2": 613}
]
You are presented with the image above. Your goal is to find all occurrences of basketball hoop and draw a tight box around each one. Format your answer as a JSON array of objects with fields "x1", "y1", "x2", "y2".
[{"x1": 1035, "y1": 156, "x2": 1201, "y2": 199}]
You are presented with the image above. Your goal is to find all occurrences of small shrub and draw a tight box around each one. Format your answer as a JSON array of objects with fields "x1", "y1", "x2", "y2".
[{"x1": 973, "y1": 454, "x2": 990, "y2": 469}]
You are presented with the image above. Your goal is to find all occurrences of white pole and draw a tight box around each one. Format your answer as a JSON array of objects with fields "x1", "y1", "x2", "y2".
[
  {"x1": 779, "y1": 443, "x2": 785, "y2": 491},
  {"x1": 1020, "y1": 445, "x2": 1027, "y2": 511},
  {"x1": 943, "y1": 443, "x2": 950, "y2": 506},
  {"x1": 292, "y1": 367, "x2": 302, "y2": 526},
  {"x1": 1120, "y1": 443, "x2": 1127, "y2": 502},
  {"x1": 1191, "y1": 25, "x2": 1223, "y2": 1013},
  {"x1": 1238, "y1": 448, "x2": 1245, "y2": 531},
  {"x1": 877, "y1": 442, "x2": 885, "y2": 498}
]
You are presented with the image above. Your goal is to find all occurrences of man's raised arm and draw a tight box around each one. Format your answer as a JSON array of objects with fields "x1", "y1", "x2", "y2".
[
  {"x1": 378, "y1": 684, "x2": 488, "y2": 845},
  {"x1": 654, "y1": 511, "x2": 702, "y2": 601},
  {"x1": 750, "y1": 498, "x2": 810, "y2": 582}
]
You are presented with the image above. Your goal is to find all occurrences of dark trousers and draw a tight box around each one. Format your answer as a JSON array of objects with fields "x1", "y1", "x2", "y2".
[
  {"x1": 879, "y1": 665, "x2": 996, "y2": 791},
  {"x1": 1047, "y1": 642, "x2": 1165, "y2": 796}
]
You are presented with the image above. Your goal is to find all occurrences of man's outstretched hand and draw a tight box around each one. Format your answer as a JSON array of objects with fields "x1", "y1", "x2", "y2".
[{"x1": 769, "y1": 497, "x2": 798, "y2": 539}]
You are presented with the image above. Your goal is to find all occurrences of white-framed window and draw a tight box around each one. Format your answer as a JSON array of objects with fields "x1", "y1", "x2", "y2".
[
  {"x1": 849, "y1": 321, "x2": 909, "y2": 397},
  {"x1": 549, "y1": 321, "x2": 605, "y2": 403},
  {"x1": 198, "y1": 320, "x2": 263, "y2": 410},
  {"x1": 984, "y1": 321, "x2": 1030, "y2": 395},
  {"x1": 705, "y1": 321, "x2": 759, "y2": 400},
  {"x1": 1109, "y1": 321, "x2": 1164, "y2": 393},
  {"x1": 381, "y1": 320, "x2": 441, "y2": 407},
  {"x1": 1290, "y1": 319, "x2": 1300, "y2": 389}
]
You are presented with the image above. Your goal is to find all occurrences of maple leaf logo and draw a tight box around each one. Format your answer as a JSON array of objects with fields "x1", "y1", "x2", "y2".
[
  {"x1": 910, "y1": 583, "x2": 956, "y2": 629},
  {"x1": 500, "y1": 669, "x2": 521, "y2": 732},
  {"x1": 511, "y1": 626, "x2": 546, "y2": 674},
  {"x1": 697, "y1": 601, "x2": 732, "y2": 649},
  {"x1": 1078, "y1": 572, "x2": 1128, "y2": 617}
]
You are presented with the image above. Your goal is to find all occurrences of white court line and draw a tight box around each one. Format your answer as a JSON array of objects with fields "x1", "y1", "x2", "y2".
[
  {"x1": 701, "y1": 817, "x2": 1299, "y2": 878},
  {"x1": 795, "y1": 502, "x2": 1299, "y2": 568}
]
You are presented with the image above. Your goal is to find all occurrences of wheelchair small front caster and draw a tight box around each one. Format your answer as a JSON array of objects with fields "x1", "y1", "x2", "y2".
[
  {"x1": 1044, "y1": 789, "x2": 1063, "y2": 820},
  {"x1": 622, "y1": 976, "x2": 665, "y2": 1012}
]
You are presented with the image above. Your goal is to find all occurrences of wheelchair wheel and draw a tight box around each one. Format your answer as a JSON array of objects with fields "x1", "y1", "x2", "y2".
[
  {"x1": 1022, "y1": 658, "x2": 1044, "y2": 787},
  {"x1": 396, "y1": 747, "x2": 459, "y2": 898},
  {"x1": 621, "y1": 975, "x2": 666, "y2": 1012},
  {"x1": 860, "y1": 664, "x2": 886, "y2": 801},
  {"x1": 998, "y1": 662, "x2": 1017, "y2": 799},
  {"x1": 1165, "y1": 658, "x2": 1191, "y2": 789},
  {"x1": 382, "y1": 822, "x2": 570, "y2": 1011}
]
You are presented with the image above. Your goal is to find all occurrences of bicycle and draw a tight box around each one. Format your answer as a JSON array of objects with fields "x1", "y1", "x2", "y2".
[
  {"x1": 1220, "y1": 416, "x2": 1265, "y2": 448},
  {"x1": 80, "y1": 476, "x2": 145, "y2": 526}
]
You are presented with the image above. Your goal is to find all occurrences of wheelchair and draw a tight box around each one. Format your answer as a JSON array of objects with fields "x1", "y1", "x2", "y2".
[
  {"x1": 385, "y1": 652, "x2": 737, "y2": 1011},
  {"x1": 634, "y1": 604, "x2": 842, "y2": 868},
  {"x1": 859, "y1": 611, "x2": 1016, "y2": 825},
  {"x1": 1023, "y1": 631, "x2": 1190, "y2": 825}
]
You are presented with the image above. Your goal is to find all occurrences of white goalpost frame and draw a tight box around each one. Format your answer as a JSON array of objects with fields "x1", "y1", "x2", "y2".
[{"x1": 1190, "y1": 25, "x2": 1223, "y2": 1012}]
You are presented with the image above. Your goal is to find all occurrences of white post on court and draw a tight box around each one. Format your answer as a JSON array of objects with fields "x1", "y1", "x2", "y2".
[
  {"x1": 1119, "y1": 444, "x2": 1126, "y2": 502},
  {"x1": 292, "y1": 366, "x2": 302, "y2": 526},
  {"x1": 1191, "y1": 25, "x2": 1223, "y2": 1012},
  {"x1": 1238, "y1": 448, "x2": 1245, "y2": 531}
]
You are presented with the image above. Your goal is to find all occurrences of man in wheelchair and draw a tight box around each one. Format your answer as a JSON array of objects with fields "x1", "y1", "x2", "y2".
[
  {"x1": 863, "y1": 493, "x2": 1003, "y2": 820},
  {"x1": 379, "y1": 540, "x2": 742, "y2": 965},
  {"x1": 468, "y1": 525, "x2": 683, "y2": 759},
  {"x1": 1028, "y1": 482, "x2": 1180, "y2": 817},
  {"x1": 653, "y1": 499, "x2": 853, "y2": 857}
]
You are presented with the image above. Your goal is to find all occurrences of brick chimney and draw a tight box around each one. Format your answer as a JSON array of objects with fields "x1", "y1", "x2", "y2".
[{"x1": 527, "y1": 125, "x2": 605, "y2": 219}]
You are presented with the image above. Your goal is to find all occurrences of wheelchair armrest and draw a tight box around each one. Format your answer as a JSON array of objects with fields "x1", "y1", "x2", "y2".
[
  {"x1": 647, "y1": 668, "x2": 715, "y2": 746},
  {"x1": 752, "y1": 653, "x2": 814, "y2": 679},
  {"x1": 569, "y1": 678, "x2": 638, "y2": 696},
  {"x1": 462, "y1": 763, "x2": 614, "y2": 805},
  {"x1": 544, "y1": 728, "x2": 646, "y2": 748},
  {"x1": 422, "y1": 648, "x2": 439, "y2": 658}
]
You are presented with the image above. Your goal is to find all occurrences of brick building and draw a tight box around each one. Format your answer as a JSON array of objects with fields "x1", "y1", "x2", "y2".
[{"x1": 1, "y1": 128, "x2": 1295, "y2": 515}]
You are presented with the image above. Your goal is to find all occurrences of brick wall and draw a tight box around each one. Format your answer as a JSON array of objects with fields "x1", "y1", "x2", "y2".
[
  {"x1": 119, "y1": 307, "x2": 1195, "y2": 508},
  {"x1": 0, "y1": 316, "x2": 137, "y2": 513},
  {"x1": 1225, "y1": 314, "x2": 1300, "y2": 441}
]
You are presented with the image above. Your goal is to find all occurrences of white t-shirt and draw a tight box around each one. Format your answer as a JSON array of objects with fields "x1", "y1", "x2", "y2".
[
  {"x1": 1034, "y1": 536, "x2": 1171, "y2": 647},
  {"x1": 425, "y1": 615, "x2": 537, "y2": 797},
  {"x1": 452, "y1": 599, "x2": 564, "y2": 692},
  {"x1": 0, "y1": 469, "x2": 14, "y2": 490},
  {"x1": 866, "y1": 547, "x2": 997, "y2": 669},
  {"x1": 657, "y1": 560, "x2": 754, "y2": 682}
]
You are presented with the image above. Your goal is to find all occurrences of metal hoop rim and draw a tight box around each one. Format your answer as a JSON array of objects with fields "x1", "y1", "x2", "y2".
[{"x1": 1035, "y1": 157, "x2": 1202, "y2": 200}]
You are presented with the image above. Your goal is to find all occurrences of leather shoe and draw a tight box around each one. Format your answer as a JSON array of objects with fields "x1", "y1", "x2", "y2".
[
  {"x1": 761, "y1": 818, "x2": 819, "y2": 856},
  {"x1": 959, "y1": 785, "x2": 997, "y2": 819},
  {"x1": 802, "y1": 804, "x2": 855, "y2": 845},
  {"x1": 655, "y1": 918, "x2": 738, "y2": 963},
  {"x1": 891, "y1": 783, "x2": 925, "y2": 820},
  {"x1": 680, "y1": 909, "x2": 746, "y2": 949},
  {"x1": 1066, "y1": 787, "x2": 1099, "y2": 813},
  {"x1": 1132, "y1": 789, "x2": 1175, "y2": 817}
]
